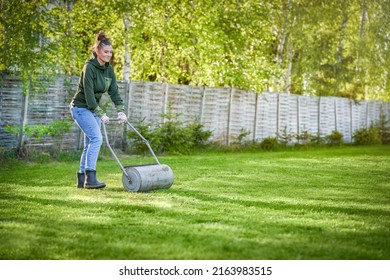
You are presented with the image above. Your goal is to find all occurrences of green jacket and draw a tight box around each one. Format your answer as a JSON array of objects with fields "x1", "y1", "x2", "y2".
[{"x1": 71, "y1": 57, "x2": 125, "y2": 118}]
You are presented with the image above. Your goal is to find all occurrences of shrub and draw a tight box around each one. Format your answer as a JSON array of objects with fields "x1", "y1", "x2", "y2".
[
  {"x1": 155, "y1": 119, "x2": 194, "y2": 154},
  {"x1": 4, "y1": 119, "x2": 73, "y2": 159},
  {"x1": 260, "y1": 137, "x2": 278, "y2": 151},
  {"x1": 378, "y1": 113, "x2": 390, "y2": 144},
  {"x1": 296, "y1": 130, "x2": 315, "y2": 147},
  {"x1": 353, "y1": 125, "x2": 382, "y2": 145},
  {"x1": 125, "y1": 119, "x2": 159, "y2": 156},
  {"x1": 233, "y1": 128, "x2": 251, "y2": 145},
  {"x1": 325, "y1": 130, "x2": 344, "y2": 146},
  {"x1": 278, "y1": 126, "x2": 295, "y2": 146},
  {"x1": 0, "y1": 148, "x2": 17, "y2": 164},
  {"x1": 6, "y1": 120, "x2": 72, "y2": 141},
  {"x1": 187, "y1": 122, "x2": 213, "y2": 148},
  {"x1": 125, "y1": 116, "x2": 212, "y2": 155}
]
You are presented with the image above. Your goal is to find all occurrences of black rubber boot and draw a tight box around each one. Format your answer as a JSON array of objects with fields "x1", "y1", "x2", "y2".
[
  {"x1": 84, "y1": 170, "x2": 106, "y2": 189},
  {"x1": 76, "y1": 172, "x2": 85, "y2": 188}
]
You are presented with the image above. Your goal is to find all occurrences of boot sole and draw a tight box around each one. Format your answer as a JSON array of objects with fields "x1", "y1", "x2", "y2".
[{"x1": 84, "y1": 184, "x2": 106, "y2": 189}]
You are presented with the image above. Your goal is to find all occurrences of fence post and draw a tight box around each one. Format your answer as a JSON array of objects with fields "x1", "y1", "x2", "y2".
[
  {"x1": 163, "y1": 83, "x2": 169, "y2": 123},
  {"x1": 276, "y1": 93, "x2": 280, "y2": 139},
  {"x1": 350, "y1": 99, "x2": 353, "y2": 143},
  {"x1": 334, "y1": 98, "x2": 338, "y2": 131},
  {"x1": 253, "y1": 92, "x2": 258, "y2": 142},
  {"x1": 199, "y1": 87, "x2": 206, "y2": 124},
  {"x1": 227, "y1": 87, "x2": 234, "y2": 146},
  {"x1": 317, "y1": 96, "x2": 321, "y2": 141},
  {"x1": 297, "y1": 95, "x2": 300, "y2": 144}
]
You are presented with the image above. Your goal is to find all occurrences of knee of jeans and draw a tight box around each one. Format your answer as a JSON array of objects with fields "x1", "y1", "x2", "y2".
[{"x1": 91, "y1": 134, "x2": 103, "y2": 146}]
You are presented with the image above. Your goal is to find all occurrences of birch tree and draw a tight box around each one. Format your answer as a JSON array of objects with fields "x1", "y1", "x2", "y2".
[{"x1": 1, "y1": 0, "x2": 390, "y2": 101}]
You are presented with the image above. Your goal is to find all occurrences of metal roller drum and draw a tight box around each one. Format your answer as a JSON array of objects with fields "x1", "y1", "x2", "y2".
[{"x1": 122, "y1": 164, "x2": 174, "y2": 192}]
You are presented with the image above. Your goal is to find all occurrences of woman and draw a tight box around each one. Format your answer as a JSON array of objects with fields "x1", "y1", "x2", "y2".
[{"x1": 70, "y1": 31, "x2": 127, "y2": 189}]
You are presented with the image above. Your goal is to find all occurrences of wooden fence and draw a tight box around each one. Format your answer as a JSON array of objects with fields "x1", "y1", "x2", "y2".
[{"x1": 1, "y1": 74, "x2": 389, "y2": 152}]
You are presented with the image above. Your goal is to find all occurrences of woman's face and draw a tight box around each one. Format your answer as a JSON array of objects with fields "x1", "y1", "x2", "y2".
[{"x1": 96, "y1": 44, "x2": 113, "y2": 65}]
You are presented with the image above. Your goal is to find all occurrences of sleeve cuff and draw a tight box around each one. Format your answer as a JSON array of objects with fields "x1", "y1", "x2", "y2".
[
  {"x1": 93, "y1": 106, "x2": 105, "y2": 118},
  {"x1": 115, "y1": 104, "x2": 125, "y2": 113}
]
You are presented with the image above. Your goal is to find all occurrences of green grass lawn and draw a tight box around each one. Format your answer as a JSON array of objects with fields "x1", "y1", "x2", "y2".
[{"x1": 0, "y1": 145, "x2": 389, "y2": 260}]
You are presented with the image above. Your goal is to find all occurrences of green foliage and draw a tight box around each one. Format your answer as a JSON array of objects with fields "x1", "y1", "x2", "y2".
[
  {"x1": 155, "y1": 118, "x2": 194, "y2": 155},
  {"x1": 187, "y1": 122, "x2": 213, "y2": 148},
  {"x1": 6, "y1": 120, "x2": 72, "y2": 141},
  {"x1": 260, "y1": 137, "x2": 278, "y2": 151},
  {"x1": 296, "y1": 130, "x2": 315, "y2": 147},
  {"x1": 232, "y1": 128, "x2": 251, "y2": 145},
  {"x1": 353, "y1": 124, "x2": 382, "y2": 145},
  {"x1": 0, "y1": 0, "x2": 59, "y2": 88},
  {"x1": 325, "y1": 130, "x2": 345, "y2": 147},
  {"x1": 125, "y1": 119, "x2": 160, "y2": 156},
  {"x1": 1, "y1": 0, "x2": 389, "y2": 100},
  {"x1": 126, "y1": 117, "x2": 212, "y2": 155},
  {"x1": 0, "y1": 148, "x2": 17, "y2": 165},
  {"x1": 4, "y1": 119, "x2": 73, "y2": 160},
  {"x1": 378, "y1": 113, "x2": 390, "y2": 144},
  {"x1": 278, "y1": 126, "x2": 295, "y2": 146}
]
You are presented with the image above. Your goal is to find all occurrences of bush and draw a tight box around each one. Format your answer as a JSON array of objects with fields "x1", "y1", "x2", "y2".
[
  {"x1": 260, "y1": 137, "x2": 278, "y2": 151},
  {"x1": 233, "y1": 128, "x2": 251, "y2": 145},
  {"x1": 0, "y1": 148, "x2": 17, "y2": 164},
  {"x1": 325, "y1": 130, "x2": 344, "y2": 146},
  {"x1": 126, "y1": 116, "x2": 212, "y2": 155},
  {"x1": 278, "y1": 126, "x2": 295, "y2": 146},
  {"x1": 353, "y1": 125, "x2": 382, "y2": 145},
  {"x1": 4, "y1": 119, "x2": 73, "y2": 160},
  {"x1": 125, "y1": 119, "x2": 159, "y2": 156},
  {"x1": 187, "y1": 122, "x2": 213, "y2": 148},
  {"x1": 296, "y1": 130, "x2": 316, "y2": 147},
  {"x1": 378, "y1": 113, "x2": 390, "y2": 144},
  {"x1": 155, "y1": 119, "x2": 194, "y2": 154}
]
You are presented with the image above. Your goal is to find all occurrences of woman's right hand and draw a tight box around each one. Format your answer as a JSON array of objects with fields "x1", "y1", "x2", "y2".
[{"x1": 117, "y1": 112, "x2": 128, "y2": 124}]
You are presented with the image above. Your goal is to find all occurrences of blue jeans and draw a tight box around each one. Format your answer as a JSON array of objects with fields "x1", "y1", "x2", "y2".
[{"x1": 70, "y1": 107, "x2": 102, "y2": 172}]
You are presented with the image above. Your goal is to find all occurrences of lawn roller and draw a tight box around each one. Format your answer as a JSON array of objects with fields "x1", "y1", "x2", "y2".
[{"x1": 102, "y1": 119, "x2": 174, "y2": 192}]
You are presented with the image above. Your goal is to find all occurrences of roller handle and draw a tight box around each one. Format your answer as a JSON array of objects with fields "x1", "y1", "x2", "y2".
[
  {"x1": 102, "y1": 118, "x2": 161, "y2": 165},
  {"x1": 101, "y1": 121, "x2": 132, "y2": 183}
]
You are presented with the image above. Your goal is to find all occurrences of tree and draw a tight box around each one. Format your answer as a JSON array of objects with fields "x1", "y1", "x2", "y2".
[
  {"x1": 268, "y1": 0, "x2": 390, "y2": 101},
  {"x1": 0, "y1": 0, "x2": 59, "y2": 89},
  {"x1": 1, "y1": 0, "x2": 389, "y2": 101}
]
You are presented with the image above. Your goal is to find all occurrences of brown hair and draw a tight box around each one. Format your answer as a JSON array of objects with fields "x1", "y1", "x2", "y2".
[{"x1": 91, "y1": 30, "x2": 111, "y2": 55}]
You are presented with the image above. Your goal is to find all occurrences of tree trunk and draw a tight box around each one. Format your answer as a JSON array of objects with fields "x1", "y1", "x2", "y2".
[
  {"x1": 285, "y1": 48, "x2": 293, "y2": 93},
  {"x1": 123, "y1": 12, "x2": 131, "y2": 81},
  {"x1": 337, "y1": 17, "x2": 348, "y2": 63},
  {"x1": 360, "y1": 2, "x2": 367, "y2": 38},
  {"x1": 275, "y1": 0, "x2": 293, "y2": 92}
]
